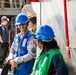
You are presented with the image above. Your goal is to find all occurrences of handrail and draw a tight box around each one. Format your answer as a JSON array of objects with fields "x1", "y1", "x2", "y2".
[{"x1": 0, "y1": 0, "x2": 26, "y2": 9}]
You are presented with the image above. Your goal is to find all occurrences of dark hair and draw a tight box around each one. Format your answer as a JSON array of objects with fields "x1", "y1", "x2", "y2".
[
  {"x1": 29, "y1": 16, "x2": 36, "y2": 24},
  {"x1": 38, "y1": 39, "x2": 60, "y2": 54},
  {"x1": 26, "y1": 21, "x2": 29, "y2": 26}
]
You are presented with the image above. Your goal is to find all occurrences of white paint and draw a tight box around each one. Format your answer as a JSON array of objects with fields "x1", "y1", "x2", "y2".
[{"x1": 31, "y1": 0, "x2": 76, "y2": 75}]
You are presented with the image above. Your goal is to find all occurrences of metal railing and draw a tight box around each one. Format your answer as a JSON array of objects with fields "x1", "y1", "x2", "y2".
[{"x1": 0, "y1": 0, "x2": 26, "y2": 9}]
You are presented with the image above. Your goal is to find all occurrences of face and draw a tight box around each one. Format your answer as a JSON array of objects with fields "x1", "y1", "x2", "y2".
[
  {"x1": 28, "y1": 21, "x2": 33, "y2": 29},
  {"x1": 36, "y1": 39, "x2": 44, "y2": 49},
  {"x1": 18, "y1": 24, "x2": 27, "y2": 35},
  {"x1": 1, "y1": 20, "x2": 8, "y2": 26}
]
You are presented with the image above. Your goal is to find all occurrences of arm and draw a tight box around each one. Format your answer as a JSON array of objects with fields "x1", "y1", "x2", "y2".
[
  {"x1": 0, "y1": 35, "x2": 3, "y2": 43},
  {"x1": 7, "y1": 42, "x2": 18, "y2": 68},
  {"x1": 8, "y1": 34, "x2": 19, "y2": 61},
  {"x1": 52, "y1": 55, "x2": 69, "y2": 75},
  {"x1": 7, "y1": 42, "x2": 15, "y2": 60},
  {"x1": 0, "y1": 26, "x2": 3, "y2": 43},
  {"x1": 14, "y1": 36, "x2": 37, "y2": 64}
]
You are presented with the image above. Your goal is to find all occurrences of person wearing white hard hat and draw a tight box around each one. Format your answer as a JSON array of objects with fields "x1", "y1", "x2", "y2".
[{"x1": 0, "y1": 16, "x2": 9, "y2": 67}]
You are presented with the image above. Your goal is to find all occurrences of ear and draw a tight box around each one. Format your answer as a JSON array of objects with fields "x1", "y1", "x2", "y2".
[
  {"x1": 39, "y1": 41, "x2": 44, "y2": 48},
  {"x1": 27, "y1": 21, "x2": 29, "y2": 26}
]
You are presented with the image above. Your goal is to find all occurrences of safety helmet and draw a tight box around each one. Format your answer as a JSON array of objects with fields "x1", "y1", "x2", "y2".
[
  {"x1": 15, "y1": 13, "x2": 29, "y2": 25},
  {"x1": 1, "y1": 16, "x2": 9, "y2": 21},
  {"x1": 35, "y1": 24, "x2": 55, "y2": 41}
]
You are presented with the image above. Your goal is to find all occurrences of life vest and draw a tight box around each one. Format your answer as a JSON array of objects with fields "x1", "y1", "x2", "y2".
[
  {"x1": 13, "y1": 30, "x2": 35, "y2": 75},
  {"x1": 31, "y1": 49, "x2": 62, "y2": 75}
]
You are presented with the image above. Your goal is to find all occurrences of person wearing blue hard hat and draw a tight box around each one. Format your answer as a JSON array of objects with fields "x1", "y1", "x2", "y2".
[
  {"x1": 1, "y1": 13, "x2": 37, "y2": 75},
  {"x1": 35, "y1": 24, "x2": 55, "y2": 41},
  {"x1": 31, "y1": 24, "x2": 69, "y2": 75},
  {"x1": 0, "y1": 16, "x2": 9, "y2": 67},
  {"x1": 15, "y1": 13, "x2": 29, "y2": 25}
]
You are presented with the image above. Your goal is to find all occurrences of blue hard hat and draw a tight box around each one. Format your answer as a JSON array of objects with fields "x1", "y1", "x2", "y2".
[
  {"x1": 1, "y1": 16, "x2": 9, "y2": 21},
  {"x1": 15, "y1": 13, "x2": 29, "y2": 25},
  {"x1": 35, "y1": 24, "x2": 55, "y2": 41}
]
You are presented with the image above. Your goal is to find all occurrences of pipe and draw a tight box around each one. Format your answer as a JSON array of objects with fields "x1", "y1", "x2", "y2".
[{"x1": 63, "y1": 0, "x2": 70, "y2": 58}]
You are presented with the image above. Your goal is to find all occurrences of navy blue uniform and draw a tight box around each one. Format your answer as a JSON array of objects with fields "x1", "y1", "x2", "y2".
[{"x1": 0, "y1": 25, "x2": 9, "y2": 65}]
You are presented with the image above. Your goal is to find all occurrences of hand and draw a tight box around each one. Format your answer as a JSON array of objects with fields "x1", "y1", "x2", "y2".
[
  {"x1": 5, "y1": 57, "x2": 8, "y2": 62},
  {"x1": 10, "y1": 59, "x2": 18, "y2": 68},
  {"x1": 0, "y1": 40, "x2": 3, "y2": 43}
]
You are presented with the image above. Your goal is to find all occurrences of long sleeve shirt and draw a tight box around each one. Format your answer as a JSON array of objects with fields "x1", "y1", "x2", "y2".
[
  {"x1": 8, "y1": 35, "x2": 37, "y2": 64},
  {"x1": 48, "y1": 54, "x2": 69, "y2": 75}
]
